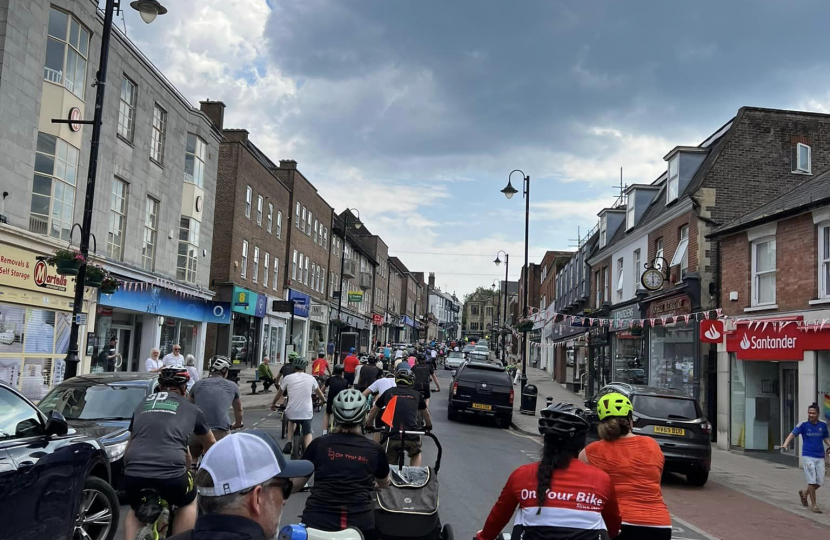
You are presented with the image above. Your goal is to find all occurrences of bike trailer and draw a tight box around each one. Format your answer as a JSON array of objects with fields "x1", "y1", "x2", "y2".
[{"x1": 374, "y1": 466, "x2": 440, "y2": 540}]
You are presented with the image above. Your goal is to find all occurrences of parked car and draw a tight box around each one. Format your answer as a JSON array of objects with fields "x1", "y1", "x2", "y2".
[
  {"x1": 445, "y1": 350, "x2": 466, "y2": 370},
  {"x1": 584, "y1": 383, "x2": 712, "y2": 486},
  {"x1": 1, "y1": 380, "x2": 118, "y2": 540},
  {"x1": 38, "y1": 372, "x2": 158, "y2": 498},
  {"x1": 448, "y1": 361, "x2": 514, "y2": 428}
]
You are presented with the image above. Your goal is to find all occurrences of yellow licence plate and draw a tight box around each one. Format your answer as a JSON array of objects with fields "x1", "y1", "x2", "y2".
[
  {"x1": 472, "y1": 403, "x2": 492, "y2": 411},
  {"x1": 654, "y1": 426, "x2": 685, "y2": 436}
]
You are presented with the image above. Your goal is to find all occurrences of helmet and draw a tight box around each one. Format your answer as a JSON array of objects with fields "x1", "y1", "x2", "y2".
[
  {"x1": 416, "y1": 354, "x2": 426, "y2": 363},
  {"x1": 596, "y1": 392, "x2": 633, "y2": 420},
  {"x1": 349, "y1": 347, "x2": 356, "y2": 353},
  {"x1": 333, "y1": 364, "x2": 345, "y2": 376},
  {"x1": 288, "y1": 351, "x2": 300, "y2": 361},
  {"x1": 210, "y1": 356, "x2": 231, "y2": 372},
  {"x1": 332, "y1": 389, "x2": 369, "y2": 425},
  {"x1": 538, "y1": 402, "x2": 589, "y2": 439},
  {"x1": 158, "y1": 367, "x2": 189, "y2": 388},
  {"x1": 359, "y1": 356, "x2": 368, "y2": 364},
  {"x1": 394, "y1": 365, "x2": 414, "y2": 386},
  {"x1": 292, "y1": 354, "x2": 309, "y2": 370}
]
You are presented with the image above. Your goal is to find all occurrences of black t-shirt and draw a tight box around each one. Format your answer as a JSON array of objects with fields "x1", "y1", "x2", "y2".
[
  {"x1": 279, "y1": 364, "x2": 294, "y2": 378},
  {"x1": 375, "y1": 386, "x2": 426, "y2": 433},
  {"x1": 356, "y1": 365, "x2": 380, "y2": 390},
  {"x1": 325, "y1": 376, "x2": 349, "y2": 407},
  {"x1": 302, "y1": 433, "x2": 390, "y2": 514},
  {"x1": 125, "y1": 392, "x2": 209, "y2": 479},
  {"x1": 412, "y1": 363, "x2": 434, "y2": 390}
]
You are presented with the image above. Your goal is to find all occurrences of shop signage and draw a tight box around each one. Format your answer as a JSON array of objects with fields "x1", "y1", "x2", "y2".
[
  {"x1": 726, "y1": 324, "x2": 803, "y2": 361},
  {"x1": 272, "y1": 300, "x2": 294, "y2": 312},
  {"x1": 700, "y1": 320, "x2": 724, "y2": 343},
  {"x1": 310, "y1": 303, "x2": 328, "y2": 324},
  {"x1": 0, "y1": 244, "x2": 75, "y2": 297},
  {"x1": 348, "y1": 290, "x2": 363, "y2": 303},
  {"x1": 69, "y1": 107, "x2": 82, "y2": 132},
  {"x1": 611, "y1": 305, "x2": 638, "y2": 321},
  {"x1": 647, "y1": 295, "x2": 691, "y2": 318},
  {"x1": 372, "y1": 314, "x2": 383, "y2": 326},
  {"x1": 102, "y1": 284, "x2": 230, "y2": 324},
  {"x1": 288, "y1": 289, "x2": 310, "y2": 318}
]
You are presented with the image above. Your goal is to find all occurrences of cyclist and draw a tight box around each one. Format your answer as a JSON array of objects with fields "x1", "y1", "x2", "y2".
[
  {"x1": 363, "y1": 372, "x2": 397, "y2": 443},
  {"x1": 312, "y1": 351, "x2": 331, "y2": 378},
  {"x1": 365, "y1": 365, "x2": 432, "y2": 467},
  {"x1": 123, "y1": 367, "x2": 215, "y2": 540},
  {"x1": 270, "y1": 354, "x2": 326, "y2": 455},
  {"x1": 476, "y1": 402, "x2": 621, "y2": 540},
  {"x1": 356, "y1": 354, "x2": 381, "y2": 392},
  {"x1": 412, "y1": 354, "x2": 440, "y2": 407},
  {"x1": 323, "y1": 364, "x2": 349, "y2": 434},
  {"x1": 301, "y1": 390, "x2": 391, "y2": 540},
  {"x1": 343, "y1": 347, "x2": 360, "y2": 386},
  {"x1": 188, "y1": 356, "x2": 243, "y2": 458},
  {"x1": 579, "y1": 393, "x2": 670, "y2": 539},
  {"x1": 276, "y1": 352, "x2": 299, "y2": 386}
]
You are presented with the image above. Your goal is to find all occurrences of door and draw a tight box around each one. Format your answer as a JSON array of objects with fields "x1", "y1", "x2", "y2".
[
  {"x1": 112, "y1": 327, "x2": 132, "y2": 372},
  {"x1": 781, "y1": 364, "x2": 798, "y2": 456}
]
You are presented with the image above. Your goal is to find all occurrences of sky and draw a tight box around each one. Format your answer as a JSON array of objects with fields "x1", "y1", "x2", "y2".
[{"x1": 119, "y1": 0, "x2": 830, "y2": 299}]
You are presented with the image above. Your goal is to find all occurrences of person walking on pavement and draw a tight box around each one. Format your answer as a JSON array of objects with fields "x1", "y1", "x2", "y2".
[
  {"x1": 782, "y1": 402, "x2": 830, "y2": 513},
  {"x1": 327, "y1": 339, "x2": 335, "y2": 362},
  {"x1": 188, "y1": 357, "x2": 243, "y2": 459},
  {"x1": 323, "y1": 365, "x2": 350, "y2": 434},
  {"x1": 343, "y1": 348, "x2": 360, "y2": 387},
  {"x1": 184, "y1": 354, "x2": 200, "y2": 393},
  {"x1": 145, "y1": 347, "x2": 163, "y2": 373},
  {"x1": 97, "y1": 336, "x2": 119, "y2": 372},
  {"x1": 162, "y1": 344, "x2": 184, "y2": 367},
  {"x1": 172, "y1": 430, "x2": 313, "y2": 540},
  {"x1": 257, "y1": 357, "x2": 276, "y2": 392},
  {"x1": 270, "y1": 354, "x2": 326, "y2": 455}
]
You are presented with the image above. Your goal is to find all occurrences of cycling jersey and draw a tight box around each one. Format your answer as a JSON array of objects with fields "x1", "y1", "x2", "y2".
[
  {"x1": 411, "y1": 363, "x2": 434, "y2": 390},
  {"x1": 312, "y1": 358, "x2": 330, "y2": 376},
  {"x1": 478, "y1": 460, "x2": 621, "y2": 540},
  {"x1": 189, "y1": 376, "x2": 239, "y2": 431},
  {"x1": 325, "y1": 376, "x2": 350, "y2": 414},
  {"x1": 357, "y1": 364, "x2": 380, "y2": 390},
  {"x1": 343, "y1": 355, "x2": 360, "y2": 373},
  {"x1": 374, "y1": 386, "x2": 425, "y2": 433}
]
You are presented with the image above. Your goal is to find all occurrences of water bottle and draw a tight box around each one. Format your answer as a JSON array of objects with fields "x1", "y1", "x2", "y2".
[{"x1": 278, "y1": 524, "x2": 364, "y2": 540}]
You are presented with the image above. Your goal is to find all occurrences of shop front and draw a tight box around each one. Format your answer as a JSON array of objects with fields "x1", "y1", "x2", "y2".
[
  {"x1": 288, "y1": 289, "x2": 310, "y2": 360},
  {"x1": 645, "y1": 293, "x2": 697, "y2": 397},
  {"x1": 262, "y1": 297, "x2": 289, "y2": 365},
  {"x1": 609, "y1": 304, "x2": 646, "y2": 385},
  {"x1": 308, "y1": 302, "x2": 329, "y2": 357},
  {"x1": 587, "y1": 328, "x2": 610, "y2": 396},
  {"x1": 227, "y1": 286, "x2": 266, "y2": 367},
  {"x1": 0, "y1": 242, "x2": 89, "y2": 400}
]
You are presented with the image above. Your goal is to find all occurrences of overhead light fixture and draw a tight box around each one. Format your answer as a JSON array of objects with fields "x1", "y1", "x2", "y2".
[
  {"x1": 501, "y1": 180, "x2": 518, "y2": 200},
  {"x1": 130, "y1": 0, "x2": 168, "y2": 24}
]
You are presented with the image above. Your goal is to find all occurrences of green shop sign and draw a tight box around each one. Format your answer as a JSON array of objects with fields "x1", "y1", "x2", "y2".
[{"x1": 348, "y1": 290, "x2": 363, "y2": 303}]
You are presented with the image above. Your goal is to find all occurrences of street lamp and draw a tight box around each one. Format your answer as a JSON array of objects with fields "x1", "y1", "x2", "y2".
[
  {"x1": 335, "y1": 209, "x2": 361, "y2": 362},
  {"x1": 492, "y1": 279, "x2": 501, "y2": 355},
  {"x1": 494, "y1": 250, "x2": 509, "y2": 363},
  {"x1": 500, "y1": 169, "x2": 530, "y2": 391},
  {"x1": 60, "y1": 0, "x2": 167, "y2": 380}
]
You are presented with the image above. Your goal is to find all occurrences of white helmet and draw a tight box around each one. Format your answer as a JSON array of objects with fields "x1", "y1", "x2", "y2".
[{"x1": 210, "y1": 356, "x2": 231, "y2": 372}]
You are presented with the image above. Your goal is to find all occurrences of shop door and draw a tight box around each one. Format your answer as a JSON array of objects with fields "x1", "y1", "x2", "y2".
[
  {"x1": 781, "y1": 364, "x2": 798, "y2": 456},
  {"x1": 112, "y1": 327, "x2": 132, "y2": 372}
]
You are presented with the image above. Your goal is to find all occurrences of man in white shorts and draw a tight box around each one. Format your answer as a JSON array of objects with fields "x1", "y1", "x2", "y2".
[{"x1": 782, "y1": 402, "x2": 830, "y2": 513}]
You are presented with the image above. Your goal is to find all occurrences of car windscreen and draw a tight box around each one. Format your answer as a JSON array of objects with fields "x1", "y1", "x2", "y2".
[
  {"x1": 39, "y1": 384, "x2": 147, "y2": 420},
  {"x1": 448, "y1": 352, "x2": 464, "y2": 358},
  {"x1": 458, "y1": 366, "x2": 511, "y2": 385},
  {"x1": 634, "y1": 395, "x2": 701, "y2": 420},
  {"x1": 468, "y1": 353, "x2": 489, "y2": 362}
]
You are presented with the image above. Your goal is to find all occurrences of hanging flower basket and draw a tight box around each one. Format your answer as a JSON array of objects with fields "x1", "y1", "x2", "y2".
[
  {"x1": 514, "y1": 318, "x2": 535, "y2": 333},
  {"x1": 99, "y1": 276, "x2": 120, "y2": 295},
  {"x1": 84, "y1": 264, "x2": 107, "y2": 288},
  {"x1": 629, "y1": 323, "x2": 643, "y2": 336},
  {"x1": 499, "y1": 328, "x2": 511, "y2": 336},
  {"x1": 46, "y1": 248, "x2": 85, "y2": 276}
]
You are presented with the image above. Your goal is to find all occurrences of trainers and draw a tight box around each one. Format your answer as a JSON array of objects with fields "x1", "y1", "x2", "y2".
[
  {"x1": 283, "y1": 441, "x2": 292, "y2": 454},
  {"x1": 813, "y1": 506, "x2": 823, "y2": 514},
  {"x1": 799, "y1": 490, "x2": 809, "y2": 507}
]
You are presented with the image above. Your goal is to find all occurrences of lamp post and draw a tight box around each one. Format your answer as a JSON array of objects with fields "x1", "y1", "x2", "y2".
[
  {"x1": 335, "y1": 209, "x2": 361, "y2": 363},
  {"x1": 491, "y1": 280, "x2": 501, "y2": 354},
  {"x1": 494, "y1": 250, "x2": 509, "y2": 363},
  {"x1": 500, "y1": 170, "x2": 530, "y2": 391},
  {"x1": 60, "y1": 0, "x2": 166, "y2": 379}
]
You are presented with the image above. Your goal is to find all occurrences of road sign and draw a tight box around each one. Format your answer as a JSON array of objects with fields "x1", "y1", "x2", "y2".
[
  {"x1": 272, "y1": 300, "x2": 294, "y2": 312},
  {"x1": 75, "y1": 313, "x2": 87, "y2": 326}
]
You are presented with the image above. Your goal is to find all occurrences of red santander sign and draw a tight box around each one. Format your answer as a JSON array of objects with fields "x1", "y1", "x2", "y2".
[
  {"x1": 699, "y1": 320, "x2": 724, "y2": 343},
  {"x1": 726, "y1": 324, "x2": 803, "y2": 361}
]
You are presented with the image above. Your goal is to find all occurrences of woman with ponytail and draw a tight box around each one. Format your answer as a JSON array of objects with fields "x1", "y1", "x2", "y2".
[
  {"x1": 579, "y1": 392, "x2": 671, "y2": 539},
  {"x1": 476, "y1": 403, "x2": 621, "y2": 540}
]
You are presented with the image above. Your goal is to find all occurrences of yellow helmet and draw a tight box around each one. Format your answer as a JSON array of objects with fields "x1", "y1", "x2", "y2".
[{"x1": 597, "y1": 392, "x2": 633, "y2": 420}]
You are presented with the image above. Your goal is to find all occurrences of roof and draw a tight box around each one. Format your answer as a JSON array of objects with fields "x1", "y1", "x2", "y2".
[
  {"x1": 710, "y1": 168, "x2": 830, "y2": 237},
  {"x1": 388, "y1": 256, "x2": 411, "y2": 274}
]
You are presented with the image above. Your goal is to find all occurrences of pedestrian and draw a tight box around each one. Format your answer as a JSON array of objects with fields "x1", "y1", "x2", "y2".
[
  {"x1": 96, "y1": 337, "x2": 119, "y2": 372},
  {"x1": 327, "y1": 339, "x2": 335, "y2": 362},
  {"x1": 162, "y1": 344, "x2": 184, "y2": 367},
  {"x1": 257, "y1": 357, "x2": 276, "y2": 392},
  {"x1": 184, "y1": 354, "x2": 200, "y2": 393},
  {"x1": 188, "y1": 357, "x2": 243, "y2": 459},
  {"x1": 343, "y1": 348, "x2": 360, "y2": 387},
  {"x1": 183, "y1": 430, "x2": 313, "y2": 540},
  {"x1": 782, "y1": 402, "x2": 830, "y2": 514},
  {"x1": 144, "y1": 347, "x2": 163, "y2": 373}
]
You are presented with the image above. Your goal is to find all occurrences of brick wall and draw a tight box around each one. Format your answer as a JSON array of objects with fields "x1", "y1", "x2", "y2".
[
  {"x1": 647, "y1": 209, "x2": 698, "y2": 290},
  {"x1": 208, "y1": 142, "x2": 240, "y2": 283}
]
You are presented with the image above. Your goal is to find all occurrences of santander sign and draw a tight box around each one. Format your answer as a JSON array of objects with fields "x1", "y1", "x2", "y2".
[{"x1": 728, "y1": 324, "x2": 803, "y2": 361}]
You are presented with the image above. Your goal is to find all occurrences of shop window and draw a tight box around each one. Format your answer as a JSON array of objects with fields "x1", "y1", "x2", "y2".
[
  {"x1": 118, "y1": 76, "x2": 137, "y2": 142},
  {"x1": 184, "y1": 134, "x2": 206, "y2": 188},
  {"x1": 177, "y1": 217, "x2": 200, "y2": 284},
  {"x1": 648, "y1": 324, "x2": 695, "y2": 397},
  {"x1": 29, "y1": 133, "x2": 79, "y2": 240},
  {"x1": 44, "y1": 7, "x2": 89, "y2": 100},
  {"x1": 142, "y1": 197, "x2": 159, "y2": 271},
  {"x1": 151, "y1": 104, "x2": 166, "y2": 165},
  {"x1": 107, "y1": 178, "x2": 128, "y2": 260},
  {"x1": 818, "y1": 352, "x2": 830, "y2": 425},
  {"x1": 752, "y1": 238, "x2": 776, "y2": 306}
]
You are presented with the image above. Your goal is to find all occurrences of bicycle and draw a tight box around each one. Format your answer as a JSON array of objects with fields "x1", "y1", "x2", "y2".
[
  {"x1": 275, "y1": 405, "x2": 306, "y2": 460},
  {"x1": 133, "y1": 489, "x2": 175, "y2": 540}
]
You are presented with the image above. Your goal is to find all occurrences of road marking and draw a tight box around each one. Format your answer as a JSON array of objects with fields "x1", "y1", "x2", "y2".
[
  {"x1": 671, "y1": 515, "x2": 721, "y2": 540},
  {"x1": 505, "y1": 427, "x2": 542, "y2": 446}
]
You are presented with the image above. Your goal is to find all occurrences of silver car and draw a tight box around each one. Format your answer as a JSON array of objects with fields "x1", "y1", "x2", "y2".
[{"x1": 445, "y1": 350, "x2": 466, "y2": 369}]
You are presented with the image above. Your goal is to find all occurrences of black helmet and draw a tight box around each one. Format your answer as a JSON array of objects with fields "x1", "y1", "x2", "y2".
[
  {"x1": 538, "y1": 402, "x2": 589, "y2": 440},
  {"x1": 332, "y1": 389, "x2": 369, "y2": 425},
  {"x1": 394, "y1": 365, "x2": 414, "y2": 386},
  {"x1": 158, "y1": 367, "x2": 189, "y2": 388},
  {"x1": 333, "y1": 364, "x2": 345, "y2": 376},
  {"x1": 416, "y1": 354, "x2": 426, "y2": 363}
]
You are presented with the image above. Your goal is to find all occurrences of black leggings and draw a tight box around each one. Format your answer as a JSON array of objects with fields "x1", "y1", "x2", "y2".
[
  {"x1": 302, "y1": 509, "x2": 377, "y2": 540},
  {"x1": 617, "y1": 525, "x2": 672, "y2": 540}
]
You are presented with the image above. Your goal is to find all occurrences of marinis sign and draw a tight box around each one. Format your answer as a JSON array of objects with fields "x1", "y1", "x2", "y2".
[{"x1": 726, "y1": 324, "x2": 803, "y2": 361}]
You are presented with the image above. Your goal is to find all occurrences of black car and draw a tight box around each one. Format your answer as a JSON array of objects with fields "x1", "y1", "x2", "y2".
[
  {"x1": 585, "y1": 383, "x2": 712, "y2": 486},
  {"x1": 448, "y1": 361, "x2": 514, "y2": 428},
  {"x1": 38, "y1": 373, "x2": 159, "y2": 497},
  {"x1": 0, "y1": 380, "x2": 118, "y2": 540}
]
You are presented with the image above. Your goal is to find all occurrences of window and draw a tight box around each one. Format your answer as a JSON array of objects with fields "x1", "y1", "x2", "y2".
[
  {"x1": 177, "y1": 217, "x2": 200, "y2": 284},
  {"x1": 29, "y1": 133, "x2": 79, "y2": 240},
  {"x1": 263, "y1": 253, "x2": 269, "y2": 289},
  {"x1": 184, "y1": 134, "x2": 207, "y2": 188},
  {"x1": 150, "y1": 104, "x2": 166, "y2": 164},
  {"x1": 793, "y1": 143, "x2": 812, "y2": 174},
  {"x1": 276, "y1": 211, "x2": 283, "y2": 238},
  {"x1": 0, "y1": 387, "x2": 45, "y2": 440},
  {"x1": 321, "y1": 269, "x2": 326, "y2": 294},
  {"x1": 330, "y1": 273, "x2": 336, "y2": 298},
  {"x1": 118, "y1": 76, "x2": 137, "y2": 141},
  {"x1": 655, "y1": 238, "x2": 664, "y2": 270},
  {"x1": 603, "y1": 266, "x2": 609, "y2": 304},
  {"x1": 241, "y1": 241, "x2": 249, "y2": 278},
  {"x1": 44, "y1": 8, "x2": 89, "y2": 99},
  {"x1": 626, "y1": 198, "x2": 635, "y2": 230},
  {"x1": 323, "y1": 227, "x2": 328, "y2": 249},
  {"x1": 671, "y1": 225, "x2": 690, "y2": 277},
  {"x1": 301, "y1": 207, "x2": 306, "y2": 233},
  {"x1": 292, "y1": 250, "x2": 298, "y2": 280},
  {"x1": 471, "y1": 305, "x2": 479, "y2": 316},
  {"x1": 267, "y1": 203, "x2": 273, "y2": 233},
  {"x1": 633, "y1": 249, "x2": 641, "y2": 293},
  {"x1": 595, "y1": 272, "x2": 602, "y2": 308},
  {"x1": 752, "y1": 238, "x2": 776, "y2": 306},
  {"x1": 256, "y1": 196, "x2": 263, "y2": 226},
  {"x1": 252, "y1": 247, "x2": 259, "y2": 283},
  {"x1": 142, "y1": 197, "x2": 159, "y2": 271},
  {"x1": 314, "y1": 265, "x2": 319, "y2": 291},
  {"x1": 821, "y1": 225, "x2": 830, "y2": 299},
  {"x1": 307, "y1": 211, "x2": 312, "y2": 235},
  {"x1": 599, "y1": 216, "x2": 607, "y2": 248},
  {"x1": 486, "y1": 306, "x2": 494, "y2": 316},
  {"x1": 273, "y1": 258, "x2": 279, "y2": 291},
  {"x1": 616, "y1": 257, "x2": 624, "y2": 300},
  {"x1": 314, "y1": 220, "x2": 319, "y2": 243},
  {"x1": 245, "y1": 186, "x2": 252, "y2": 218},
  {"x1": 107, "y1": 178, "x2": 128, "y2": 260},
  {"x1": 667, "y1": 156, "x2": 679, "y2": 202},
  {"x1": 296, "y1": 202, "x2": 301, "y2": 229},
  {"x1": 304, "y1": 256, "x2": 310, "y2": 285}
]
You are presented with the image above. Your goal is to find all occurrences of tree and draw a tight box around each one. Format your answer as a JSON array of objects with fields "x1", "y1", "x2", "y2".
[{"x1": 463, "y1": 286, "x2": 497, "y2": 304}]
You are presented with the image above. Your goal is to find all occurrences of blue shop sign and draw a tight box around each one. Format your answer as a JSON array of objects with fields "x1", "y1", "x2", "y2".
[
  {"x1": 101, "y1": 285, "x2": 230, "y2": 324},
  {"x1": 401, "y1": 315, "x2": 414, "y2": 327},
  {"x1": 232, "y1": 286, "x2": 261, "y2": 317},
  {"x1": 288, "y1": 289, "x2": 310, "y2": 317}
]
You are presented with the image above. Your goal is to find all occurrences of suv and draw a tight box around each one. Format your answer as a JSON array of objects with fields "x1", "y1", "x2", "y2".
[
  {"x1": 0, "y1": 381, "x2": 118, "y2": 540},
  {"x1": 448, "y1": 361, "x2": 514, "y2": 428},
  {"x1": 585, "y1": 383, "x2": 712, "y2": 486}
]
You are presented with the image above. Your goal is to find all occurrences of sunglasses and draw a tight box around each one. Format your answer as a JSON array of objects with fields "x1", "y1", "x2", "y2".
[{"x1": 241, "y1": 479, "x2": 291, "y2": 500}]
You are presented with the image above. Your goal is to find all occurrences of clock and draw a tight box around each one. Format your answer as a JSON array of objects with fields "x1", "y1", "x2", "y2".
[
  {"x1": 195, "y1": 196, "x2": 203, "y2": 212},
  {"x1": 641, "y1": 268, "x2": 665, "y2": 291}
]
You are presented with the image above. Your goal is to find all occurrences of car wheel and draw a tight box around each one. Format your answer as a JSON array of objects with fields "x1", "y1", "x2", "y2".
[
  {"x1": 495, "y1": 415, "x2": 512, "y2": 429},
  {"x1": 74, "y1": 476, "x2": 119, "y2": 540},
  {"x1": 686, "y1": 469, "x2": 709, "y2": 487},
  {"x1": 447, "y1": 406, "x2": 458, "y2": 421}
]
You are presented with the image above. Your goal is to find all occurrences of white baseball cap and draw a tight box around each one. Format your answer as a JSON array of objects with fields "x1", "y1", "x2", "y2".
[{"x1": 198, "y1": 430, "x2": 314, "y2": 496}]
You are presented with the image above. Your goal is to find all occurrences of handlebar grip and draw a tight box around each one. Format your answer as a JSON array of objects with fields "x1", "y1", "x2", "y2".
[{"x1": 279, "y1": 524, "x2": 364, "y2": 540}]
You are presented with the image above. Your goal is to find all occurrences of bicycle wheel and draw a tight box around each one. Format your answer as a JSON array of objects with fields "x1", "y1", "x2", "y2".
[
  {"x1": 281, "y1": 411, "x2": 288, "y2": 439},
  {"x1": 291, "y1": 430, "x2": 303, "y2": 460}
]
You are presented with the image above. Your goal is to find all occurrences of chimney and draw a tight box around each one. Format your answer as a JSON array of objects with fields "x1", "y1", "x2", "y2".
[
  {"x1": 428, "y1": 272, "x2": 435, "y2": 290},
  {"x1": 279, "y1": 160, "x2": 298, "y2": 170},
  {"x1": 199, "y1": 100, "x2": 225, "y2": 130}
]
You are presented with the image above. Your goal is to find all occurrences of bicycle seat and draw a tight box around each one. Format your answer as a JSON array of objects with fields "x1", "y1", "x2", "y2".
[{"x1": 135, "y1": 489, "x2": 164, "y2": 524}]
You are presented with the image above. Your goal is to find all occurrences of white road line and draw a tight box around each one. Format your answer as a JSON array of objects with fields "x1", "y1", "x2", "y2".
[
  {"x1": 671, "y1": 515, "x2": 721, "y2": 540},
  {"x1": 505, "y1": 427, "x2": 542, "y2": 446}
]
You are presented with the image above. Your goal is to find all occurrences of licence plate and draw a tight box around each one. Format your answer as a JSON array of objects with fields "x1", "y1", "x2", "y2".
[
  {"x1": 472, "y1": 403, "x2": 492, "y2": 411},
  {"x1": 653, "y1": 426, "x2": 685, "y2": 436}
]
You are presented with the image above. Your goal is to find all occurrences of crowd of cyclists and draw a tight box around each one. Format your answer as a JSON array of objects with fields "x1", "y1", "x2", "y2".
[{"x1": 120, "y1": 340, "x2": 673, "y2": 540}]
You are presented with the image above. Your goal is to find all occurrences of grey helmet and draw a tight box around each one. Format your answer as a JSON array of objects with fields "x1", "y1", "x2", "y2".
[
  {"x1": 210, "y1": 356, "x2": 231, "y2": 373},
  {"x1": 332, "y1": 389, "x2": 369, "y2": 426}
]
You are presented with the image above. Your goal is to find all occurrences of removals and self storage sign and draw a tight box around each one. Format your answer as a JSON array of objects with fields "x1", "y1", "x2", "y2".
[{"x1": 726, "y1": 323, "x2": 803, "y2": 361}]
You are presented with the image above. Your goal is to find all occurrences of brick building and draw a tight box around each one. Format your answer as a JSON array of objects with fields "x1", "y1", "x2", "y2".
[
  {"x1": 353, "y1": 225, "x2": 390, "y2": 346},
  {"x1": 537, "y1": 251, "x2": 572, "y2": 372},
  {"x1": 387, "y1": 257, "x2": 404, "y2": 342},
  {"x1": 389, "y1": 256, "x2": 418, "y2": 342}
]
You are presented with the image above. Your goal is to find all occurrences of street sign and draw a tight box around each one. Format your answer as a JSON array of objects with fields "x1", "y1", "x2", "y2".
[
  {"x1": 272, "y1": 300, "x2": 294, "y2": 312},
  {"x1": 75, "y1": 313, "x2": 87, "y2": 326},
  {"x1": 348, "y1": 291, "x2": 363, "y2": 303}
]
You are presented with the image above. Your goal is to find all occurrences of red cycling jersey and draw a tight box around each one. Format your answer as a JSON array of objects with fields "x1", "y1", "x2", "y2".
[{"x1": 477, "y1": 459, "x2": 621, "y2": 540}]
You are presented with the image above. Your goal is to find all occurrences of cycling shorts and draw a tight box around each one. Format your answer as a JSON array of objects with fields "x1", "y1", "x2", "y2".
[
  {"x1": 302, "y1": 509, "x2": 376, "y2": 540},
  {"x1": 124, "y1": 471, "x2": 196, "y2": 512},
  {"x1": 383, "y1": 435, "x2": 422, "y2": 461},
  {"x1": 417, "y1": 387, "x2": 431, "y2": 400},
  {"x1": 288, "y1": 417, "x2": 313, "y2": 436},
  {"x1": 344, "y1": 372, "x2": 356, "y2": 386}
]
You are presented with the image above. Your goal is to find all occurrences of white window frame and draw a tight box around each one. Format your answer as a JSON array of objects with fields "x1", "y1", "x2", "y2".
[
  {"x1": 633, "y1": 249, "x2": 641, "y2": 294},
  {"x1": 603, "y1": 266, "x2": 609, "y2": 304},
  {"x1": 794, "y1": 143, "x2": 812, "y2": 174},
  {"x1": 671, "y1": 225, "x2": 690, "y2": 276},
  {"x1": 252, "y1": 246, "x2": 259, "y2": 283},
  {"x1": 616, "y1": 257, "x2": 624, "y2": 300},
  {"x1": 184, "y1": 134, "x2": 206, "y2": 188},
  {"x1": 273, "y1": 258, "x2": 279, "y2": 291},
  {"x1": 107, "y1": 178, "x2": 128, "y2": 260},
  {"x1": 655, "y1": 238, "x2": 664, "y2": 270},
  {"x1": 176, "y1": 217, "x2": 199, "y2": 284},
  {"x1": 323, "y1": 227, "x2": 328, "y2": 250},
  {"x1": 150, "y1": 104, "x2": 166, "y2": 164},
  {"x1": 667, "y1": 156, "x2": 679, "y2": 202},
  {"x1": 256, "y1": 196, "x2": 263, "y2": 226},
  {"x1": 263, "y1": 252, "x2": 269, "y2": 289},
  {"x1": 118, "y1": 75, "x2": 137, "y2": 141},
  {"x1": 321, "y1": 268, "x2": 326, "y2": 294},
  {"x1": 267, "y1": 203, "x2": 273, "y2": 233},
  {"x1": 626, "y1": 198, "x2": 635, "y2": 230},
  {"x1": 245, "y1": 186, "x2": 252, "y2": 219},
  {"x1": 142, "y1": 196, "x2": 159, "y2": 271},
  {"x1": 751, "y1": 237, "x2": 777, "y2": 306},
  {"x1": 276, "y1": 211, "x2": 283, "y2": 238},
  {"x1": 307, "y1": 211, "x2": 312, "y2": 236},
  {"x1": 292, "y1": 250, "x2": 298, "y2": 280},
  {"x1": 241, "y1": 241, "x2": 249, "y2": 279},
  {"x1": 599, "y1": 215, "x2": 607, "y2": 248},
  {"x1": 301, "y1": 206, "x2": 306, "y2": 233},
  {"x1": 595, "y1": 272, "x2": 602, "y2": 308},
  {"x1": 314, "y1": 219, "x2": 319, "y2": 243},
  {"x1": 295, "y1": 202, "x2": 301, "y2": 229},
  {"x1": 304, "y1": 256, "x2": 310, "y2": 285}
]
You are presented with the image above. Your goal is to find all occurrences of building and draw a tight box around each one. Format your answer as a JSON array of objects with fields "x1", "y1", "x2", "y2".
[
  {"x1": 517, "y1": 262, "x2": 542, "y2": 365},
  {"x1": 352, "y1": 225, "x2": 389, "y2": 347},
  {"x1": 412, "y1": 271, "x2": 429, "y2": 342},
  {"x1": 429, "y1": 279, "x2": 461, "y2": 342},
  {"x1": 200, "y1": 102, "x2": 291, "y2": 368},
  {"x1": 387, "y1": 258, "x2": 404, "y2": 343},
  {"x1": 709, "y1": 169, "x2": 830, "y2": 465},
  {"x1": 537, "y1": 251, "x2": 573, "y2": 372},
  {"x1": 463, "y1": 288, "x2": 499, "y2": 341},
  {"x1": 389, "y1": 256, "x2": 419, "y2": 342},
  {"x1": 0, "y1": 0, "x2": 227, "y2": 399}
]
